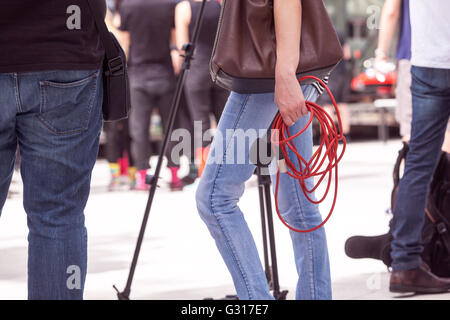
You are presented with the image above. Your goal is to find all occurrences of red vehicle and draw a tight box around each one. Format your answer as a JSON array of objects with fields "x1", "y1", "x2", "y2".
[{"x1": 351, "y1": 59, "x2": 397, "y2": 98}]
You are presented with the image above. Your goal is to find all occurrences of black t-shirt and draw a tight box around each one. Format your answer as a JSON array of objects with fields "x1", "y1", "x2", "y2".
[
  {"x1": 188, "y1": 0, "x2": 221, "y2": 63},
  {"x1": 186, "y1": 0, "x2": 221, "y2": 88},
  {"x1": 0, "y1": 0, "x2": 105, "y2": 73},
  {"x1": 119, "y1": 0, "x2": 177, "y2": 81}
]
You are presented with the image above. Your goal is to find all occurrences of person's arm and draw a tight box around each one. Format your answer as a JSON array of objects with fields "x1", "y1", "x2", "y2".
[
  {"x1": 376, "y1": 0, "x2": 402, "y2": 61},
  {"x1": 274, "y1": 0, "x2": 305, "y2": 127},
  {"x1": 108, "y1": 8, "x2": 130, "y2": 60},
  {"x1": 175, "y1": 1, "x2": 191, "y2": 51},
  {"x1": 117, "y1": 28, "x2": 130, "y2": 61},
  {"x1": 174, "y1": 1, "x2": 191, "y2": 75},
  {"x1": 170, "y1": 29, "x2": 182, "y2": 75}
]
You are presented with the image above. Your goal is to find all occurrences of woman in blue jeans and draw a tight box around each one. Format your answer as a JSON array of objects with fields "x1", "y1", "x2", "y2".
[{"x1": 196, "y1": 0, "x2": 331, "y2": 300}]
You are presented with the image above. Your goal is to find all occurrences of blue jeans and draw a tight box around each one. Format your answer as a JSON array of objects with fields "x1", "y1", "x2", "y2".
[
  {"x1": 391, "y1": 66, "x2": 450, "y2": 271},
  {"x1": 196, "y1": 85, "x2": 332, "y2": 300},
  {"x1": 0, "y1": 69, "x2": 103, "y2": 299}
]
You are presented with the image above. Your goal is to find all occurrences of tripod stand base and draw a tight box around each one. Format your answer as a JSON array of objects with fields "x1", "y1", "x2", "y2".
[
  {"x1": 274, "y1": 290, "x2": 289, "y2": 300},
  {"x1": 113, "y1": 285, "x2": 130, "y2": 300}
]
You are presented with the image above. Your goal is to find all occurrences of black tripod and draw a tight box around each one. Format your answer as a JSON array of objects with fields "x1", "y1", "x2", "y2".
[
  {"x1": 256, "y1": 164, "x2": 288, "y2": 300},
  {"x1": 113, "y1": 0, "x2": 208, "y2": 300}
]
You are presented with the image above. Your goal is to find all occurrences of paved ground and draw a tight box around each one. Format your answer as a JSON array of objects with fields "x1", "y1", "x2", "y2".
[{"x1": 1, "y1": 139, "x2": 449, "y2": 300}]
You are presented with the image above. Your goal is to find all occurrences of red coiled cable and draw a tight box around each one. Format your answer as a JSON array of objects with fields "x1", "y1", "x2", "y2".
[{"x1": 270, "y1": 75, "x2": 346, "y2": 233}]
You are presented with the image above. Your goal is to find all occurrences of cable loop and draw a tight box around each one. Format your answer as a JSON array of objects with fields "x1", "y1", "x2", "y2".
[{"x1": 270, "y1": 75, "x2": 346, "y2": 233}]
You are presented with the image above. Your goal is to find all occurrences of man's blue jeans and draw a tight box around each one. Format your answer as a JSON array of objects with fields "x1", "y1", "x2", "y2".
[
  {"x1": 0, "y1": 69, "x2": 103, "y2": 299},
  {"x1": 391, "y1": 66, "x2": 450, "y2": 271},
  {"x1": 196, "y1": 85, "x2": 332, "y2": 300}
]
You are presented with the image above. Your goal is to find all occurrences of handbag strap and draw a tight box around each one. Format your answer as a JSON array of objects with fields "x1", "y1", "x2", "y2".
[{"x1": 85, "y1": 0, "x2": 124, "y2": 74}]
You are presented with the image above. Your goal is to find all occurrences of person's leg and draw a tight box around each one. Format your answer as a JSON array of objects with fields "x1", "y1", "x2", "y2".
[
  {"x1": 129, "y1": 86, "x2": 153, "y2": 172},
  {"x1": 270, "y1": 85, "x2": 331, "y2": 300},
  {"x1": 323, "y1": 103, "x2": 350, "y2": 137},
  {"x1": 337, "y1": 103, "x2": 351, "y2": 136},
  {"x1": 186, "y1": 85, "x2": 216, "y2": 177},
  {"x1": 395, "y1": 60, "x2": 413, "y2": 141},
  {"x1": 129, "y1": 85, "x2": 153, "y2": 190},
  {"x1": 156, "y1": 89, "x2": 180, "y2": 168},
  {"x1": 104, "y1": 122, "x2": 123, "y2": 190},
  {"x1": 156, "y1": 89, "x2": 185, "y2": 190},
  {"x1": 104, "y1": 122, "x2": 123, "y2": 164},
  {"x1": 178, "y1": 89, "x2": 198, "y2": 185},
  {"x1": 185, "y1": 78, "x2": 214, "y2": 145},
  {"x1": 16, "y1": 69, "x2": 103, "y2": 299},
  {"x1": 122, "y1": 119, "x2": 137, "y2": 188},
  {"x1": 196, "y1": 91, "x2": 275, "y2": 300},
  {"x1": 196, "y1": 84, "x2": 328, "y2": 300},
  {"x1": 391, "y1": 66, "x2": 450, "y2": 271},
  {"x1": 175, "y1": 89, "x2": 195, "y2": 162},
  {"x1": 0, "y1": 73, "x2": 19, "y2": 213}
]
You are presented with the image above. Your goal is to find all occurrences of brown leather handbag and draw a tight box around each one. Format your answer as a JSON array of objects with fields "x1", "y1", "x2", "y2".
[{"x1": 210, "y1": 0, "x2": 343, "y2": 94}]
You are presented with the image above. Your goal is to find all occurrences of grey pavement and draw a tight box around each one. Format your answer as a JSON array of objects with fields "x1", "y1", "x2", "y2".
[{"x1": 1, "y1": 140, "x2": 449, "y2": 300}]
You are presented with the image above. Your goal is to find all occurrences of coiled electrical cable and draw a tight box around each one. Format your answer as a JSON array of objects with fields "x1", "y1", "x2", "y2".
[{"x1": 271, "y1": 75, "x2": 346, "y2": 233}]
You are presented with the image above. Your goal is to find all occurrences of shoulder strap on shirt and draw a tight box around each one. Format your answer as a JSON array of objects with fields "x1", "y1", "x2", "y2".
[{"x1": 84, "y1": 0, "x2": 120, "y2": 61}]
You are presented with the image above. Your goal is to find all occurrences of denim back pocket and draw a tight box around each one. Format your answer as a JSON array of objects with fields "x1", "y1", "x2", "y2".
[{"x1": 38, "y1": 71, "x2": 99, "y2": 135}]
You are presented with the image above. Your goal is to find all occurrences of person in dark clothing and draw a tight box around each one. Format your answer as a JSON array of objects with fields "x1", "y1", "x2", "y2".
[
  {"x1": 0, "y1": 0, "x2": 105, "y2": 299},
  {"x1": 105, "y1": 0, "x2": 136, "y2": 191},
  {"x1": 104, "y1": 120, "x2": 136, "y2": 190},
  {"x1": 317, "y1": 31, "x2": 352, "y2": 140},
  {"x1": 119, "y1": 0, "x2": 183, "y2": 191},
  {"x1": 175, "y1": 0, "x2": 229, "y2": 178}
]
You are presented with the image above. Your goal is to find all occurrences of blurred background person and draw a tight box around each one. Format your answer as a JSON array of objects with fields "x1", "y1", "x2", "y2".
[
  {"x1": 103, "y1": 120, "x2": 136, "y2": 191},
  {"x1": 169, "y1": 11, "x2": 197, "y2": 187},
  {"x1": 175, "y1": 0, "x2": 229, "y2": 178},
  {"x1": 119, "y1": 0, "x2": 185, "y2": 191},
  {"x1": 104, "y1": 0, "x2": 137, "y2": 191},
  {"x1": 374, "y1": 0, "x2": 450, "y2": 151},
  {"x1": 317, "y1": 31, "x2": 352, "y2": 142}
]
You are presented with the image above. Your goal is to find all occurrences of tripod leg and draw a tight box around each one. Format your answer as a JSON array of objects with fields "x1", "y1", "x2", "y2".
[
  {"x1": 263, "y1": 180, "x2": 287, "y2": 300},
  {"x1": 257, "y1": 168, "x2": 271, "y2": 284},
  {"x1": 114, "y1": 0, "x2": 209, "y2": 300},
  {"x1": 263, "y1": 181, "x2": 281, "y2": 296}
]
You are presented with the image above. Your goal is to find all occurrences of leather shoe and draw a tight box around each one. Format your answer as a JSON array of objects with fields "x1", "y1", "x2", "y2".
[{"x1": 390, "y1": 263, "x2": 450, "y2": 294}]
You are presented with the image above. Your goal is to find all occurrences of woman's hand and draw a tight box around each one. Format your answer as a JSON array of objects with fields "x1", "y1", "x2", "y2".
[{"x1": 275, "y1": 71, "x2": 307, "y2": 127}]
